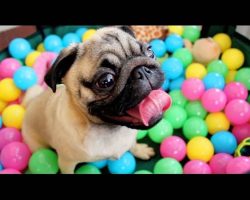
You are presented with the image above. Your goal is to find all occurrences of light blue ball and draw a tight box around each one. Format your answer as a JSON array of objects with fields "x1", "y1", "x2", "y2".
[
  {"x1": 107, "y1": 151, "x2": 136, "y2": 174},
  {"x1": 170, "y1": 76, "x2": 185, "y2": 91},
  {"x1": 9, "y1": 38, "x2": 32, "y2": 59},
  {"x1": 165, "y1": 34, "x2": 184, "y2": 53},
  {"x1": 76, "y1": 28, "x2": 88, "y2": 39},
  {"x1": 203, "y1": 72, "x2": 225, "y2": 90},
  {"x1": 62, "y1": 33, "x2": 81, "y2": 47},
  {"x1": 162, "y1": 58, "x2": 184, "y2": 80},
  {"x1": 162, "y1": 79, "x2": 170, "y2": 91},
  {"x1": 13, "y1": 66, "x2": 38, "y2": 90},
  {"x1": 150, "y1": 39, "x2": 166, "y2": 58},
  {"x1": 53, "y1": 46, "x2": 64, "y2": 54},
  {"x1": 0, "y1": 163, "x2": 3, "y2": 171},
  {"x1": 44, "y1": 35, "x2": 63, "y2": 52},
  {"x1": 89, "y1": 159, "x2": 108, "y2": 169},
  {"x1": 0, "y1": 116, "x2": 2, "y2": 128},
  {"x1": 211, "y1": 131, "x2": 237, "y2": 154}
]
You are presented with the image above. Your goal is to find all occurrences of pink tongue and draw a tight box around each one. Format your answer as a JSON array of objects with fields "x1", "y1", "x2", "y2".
[{"x1": 127, "y1": 89, "x2": 172, "y2": 126}]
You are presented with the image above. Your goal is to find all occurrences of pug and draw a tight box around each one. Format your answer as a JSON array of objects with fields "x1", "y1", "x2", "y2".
[{"x1": 22, "y1": 26, "x2": 172, "y2": 174}]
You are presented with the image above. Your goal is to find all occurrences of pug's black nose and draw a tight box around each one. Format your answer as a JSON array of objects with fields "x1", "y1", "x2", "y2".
[{"x1": 132, "y1": 66, "x2": 153, "y2": 80}]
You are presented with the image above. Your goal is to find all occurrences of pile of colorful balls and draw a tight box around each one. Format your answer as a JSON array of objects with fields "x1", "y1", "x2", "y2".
[{"x1": 0, "y1": 26, "x2": 250, "y2": 174}]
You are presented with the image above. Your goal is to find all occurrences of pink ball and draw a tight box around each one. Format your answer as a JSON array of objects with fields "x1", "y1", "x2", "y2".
[
  {"x1": 209, "y1": 153, "x2": 233, "y2": 174},
  {"x1": 184, "y1": 160, "x2": 212, "y2": 174},
  {"x1": 0, "y1": 142, "x2": 31, "y2": 171},
  {"x1": 0, "y1": 128, "x2": 22, "y2": 151},
  {"x1": 225, "y1": 99, "x2": 250, "y2": 125},
  {"x1": 201, "y1": 89, "x2": 227, "y2": 112},
  {"x1": 232, "y1": 123, "x2": 250, "y2": 143},
  {"x1": 181, "y1": 78, "x2": 205, "y2": 100},
  {"x1": 0, "y1": 168, "x2": 21, "y2": 174},
  {"x1": 160, "y1": 136, "x2": 186, "y2": 161},
  {"x1": 226, "y1": 156, "x2": 250, "y2": 174},
  {"x1": 224, "y1": 82, "x2": 248, "y2": 102},
  {"x1": 0, "y1": 58, "x2": 21, "y2": 78}
]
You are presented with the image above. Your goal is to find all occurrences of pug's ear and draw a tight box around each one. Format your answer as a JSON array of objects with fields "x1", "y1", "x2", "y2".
[
  {"x1": 45, "y1": 44, "x2": 79, "y2": 92},
  {"x1": 117, "y1": 26, "x2": 136, "y2": 38}
]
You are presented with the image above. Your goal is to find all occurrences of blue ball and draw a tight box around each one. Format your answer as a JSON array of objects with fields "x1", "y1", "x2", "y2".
[
  {"x1": 170, "y1": 76, "x2": 185, "y2": 91},
  {"x1": 0, "y1": 163, "x2": 3, "y2": 171},
  {"x1": 62, "y1": 33, "x2": 81, "y2": 47},
  {"x1": 150, "y1": 39, "x2": 166, "y2": 58},
  {"x1": 211, "y1": 131, "x2": 237, "y2": 154},
  {"x1": 203, "y1": 72, "x2": 225, "y2": 90},
  {"x1": 44, "y1": 35, "x2": 63, "y2": 52},
  {"x1": 165, "y1": 34, "x2": 184, "y2": 53},
  {"x1": 13, "y1": 66, "x2": 38, "y2": 90},
  {"x1": 89, "y1": 159, "x2": 108, "y2": 169},
  {"x1": 162, "y1": 79, "x2": 170, "y2": 91},
  {"x1": 76, "y1": 27, "x2": 88, "y2": 39},
  {"x1": 0, "y1": 116, "x2": 2, "y2": 128},
  {"x1": 162, "y1": 58, "x2": 184, "y2": 80},
  {"x1": 53, "y1": 46, "x2": 64, "y2": 54},
  {"x1": 107, "y1": 151, "x2": 136, "y2": 174},
  {"x1": 9, "y1": 38, "x2": 32, "y2": 59}
]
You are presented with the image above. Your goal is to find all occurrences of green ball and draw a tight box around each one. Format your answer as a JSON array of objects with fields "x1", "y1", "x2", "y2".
[
  {"x1": 148, "y1": 119, "x2": 173, "y2": 143},
  {"x1": 185, "y1": 101, "x2": 207, "y2": 119},
  {"x1": 157, "y1": 53, "x2": 169, "y2": 64},
  {"x1": 163, "y1": 105, "x2": 187, "y2": 129},
  {"x1": 169, "y1": 90, "x2": 188, "y2": 107},
  {"x1": 183, "y1": 26, "x2": 201, "y2": 43},
  {"x1": 153, "y1": 158, "x2": 183, "y2": 174},
  {"x1": 248, "y1": 95, "x2": 250, "y2": 103},
  {"x1": 75, "y1": 164, "x2": 101, "y2": 174},
  {"x1": 136, "y1": 130, "x2": 148, "y2": 140},
  {"x1": 29, "y1": 148, "x2": 59, "y2": 174},
  {"x1": 134, "y1": 170, "x2": 152, "y2": 174},
  {"x1": 183, "y1": 117, "x2": 208, "y2": 140},
  {"x1": 172, "y1": 48, "x2": 193, "y2": 68},
  {"x1": 235, "y1": 68, "x2": 250, "y2": 90},
  {"x1": 207, "y1": 60, "x2": 228, "y2": 78}
]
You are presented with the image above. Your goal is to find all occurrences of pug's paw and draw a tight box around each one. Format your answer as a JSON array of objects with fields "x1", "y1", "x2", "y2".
[{"x1": 130, "y1": 143, "x2": 155, "y2": 160}]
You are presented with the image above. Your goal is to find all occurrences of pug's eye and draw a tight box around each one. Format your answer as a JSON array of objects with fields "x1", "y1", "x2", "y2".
[
  {"x1": 146, "y1": 46, "x2": 155, "y2": 59},
  {"x1": 96, "y1": 73, "x2": 115, "y2": 89}
]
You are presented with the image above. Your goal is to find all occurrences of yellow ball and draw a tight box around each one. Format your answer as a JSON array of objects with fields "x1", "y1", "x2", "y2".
[
  {"x1": 2, "y1": 104, "x2": 25, "y2": 129},
  {"x1": 226, "y1": 70, "x2": 237, "y2": 83},
  {"x1": 25, "y1": 51, "x2": 41, "y2": 67},
  {"x1": 0, "y1": 78, "x2": 21, "y2": 102},
  {"x1": 0, "y1": 99, "x2": 7, "y2": 113},
  {"x1": 185, "y1": 63, "x2": 207, "y2": 79},
  {"x1": 187, "y1": 136, "x2": 214, "y2": 162},
  {"x1": 36, "y1": 43, "x2": 45, "y2": 52},
  {"x1": 221, "y1": 48, "x2": 245, "y2": 70},
  {"x1": 213, "y1": 33, "x2": 232, "y2": 52},
  {"x1": 168, "y1": 26, "x2": 184, "y2": 36},
  {"x1": 205, "y1": 112, "x2": 230, "y2": 134},
  {"x1": 82, "y1": 29, "x2": 97, "y2": 42}
]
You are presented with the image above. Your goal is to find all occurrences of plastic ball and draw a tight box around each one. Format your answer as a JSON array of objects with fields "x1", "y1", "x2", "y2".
[
  {"x1": 235, "y1": 68, "x2": 250, "y2": 90},
  {"x1": 134, "y1": 170, "x2": 152, "y2": 174},
  {"x1": 160, "y1": 136, "x2": 186, "y2": 161},
  {"x1": 226, "y1": 156, "x2": 250, "y2": 174},
  {"x1": 0, "y1": 58, "x2": 21, "y2": 78},
  {"x1": 29, "y1": 148, "x2": 59, "y2": 174},
  {"x1": 207, "y1": 60, "x2": 228, "y2": 78},
  {"x1": 157, "y1": 53, "x2": 169, "y2": 64},
  {"x1": 36, "y1": 43, "x2": 45, "y2": 52},
  {"x1": 136, "y1": 130, "x2": 148, "y2": 140},
  {"x1": 75, "y1": 164, "x2": 101, "y2": 174},
  {"x1": 211, "y1": 131, "x2": 237, "y2": 154},
  {"x1": 182, "y1": 26, "x2": 201, "y2": 43},
  {"x1": 213, "y1": 33, "x2": 232, "y2": 52},
  {"x1": 224, "y1": 82, "x2": 248, "y2": 102},
  {"x1": 0, "y1": 78, "x2": 21, "y2": 102},
  {"x1": 164, "y1": 34, "x2": 183, "y2": 53},
  {"x1": 162, "y1": 58, "x2": 183, "y2": 80},
  {"x1": 168, "y1": 26, "x2": 184, "y2": 36},
  {"x1": 0, "y1": 163, "x2": 3, "y2": 171},
  {"x1": 181, "y1": 78, "x2": 205, "y2": 100},
  {"x1": 183, "y1": 117, "x2": 208, "y2": 140},
  {"x1": 149, "y1": 39, "x2": 166, "y2": 58},
  {"x1": 107, "y1": 152, "x2": 136, "y2": 174},
  {"x1": 205, "y1": 112, "x2": 230, "y2": 134},
  {"x1": 44, "y1": 35, "x2": 63, "y2": 52},
  {"x1": 0, "y1": 128, "x2": 22, "y2": 151},
  {"x1": 13, "y1": 66, "x2": 38, "y2": 90},
  {"x1": 0, "y1": 168, "x2": 21, "y2": 174},
  {"x1": 232, "y1": 123, "x2": 250, "y2": 143},
  {"x1": 185, "y1": 63, "x2": 207, "y2": 79},
  {"x1": 169, "y1": 90, "x2": 188, "y2": 107},
  {"x1": 89, "y1": 160, "x2": 108, "y2": 169},
  {"x1": 1, "y1": 142, "x2": 31, "y2": 171},
  {"x1": 201, "y1": 89, "x2": 227, "y2": 112},
  {"x1": 76, "y1": 27, "x2": 88, "y2": 38},
  {"x1": 148, "y1": 119, "x2": 173, "y2": 143},
  {"x1": 163, "y1": 105, "x2": 187, "y2": 129},
  {"x1": 2, "y1": 104, "x2": 25, "y2": 129},
  {"x1": 209, "y1": 153, "x2": 233, "y2": 174},
  {"x1": 53, "y1": 46, "x2": 64, "y2": 54},
  {"x1": 185, "y1": 101, "x2": 207, "y2": 119},
  {"x1": 226, "y1": 70, "x2": 237, "y2": 84},
  {"x1": 169, "y1": 76, "x2": 185, "y2": 91},
  {"x1": 221, "y1": 48, "x2": 244, "y2": 70},
  {"x1": 172, "y1": 48, "x2": 193, "y2": 68},
  {"x1": 153, "y1": 158, "x2": 183, "y2": 174},
  {"x1": 25, "y1": 51, "x2": 41, "y2": 67},
  {"x1": 203, "y1": 72, "x2": 225, "y2": 90},
  {"x1": 161, "y1": 79, "x2": 170, "y2": 91},
  {"x1": 62, "y1": 33, "x2": 81, "y2": 47},
  {"x1": 8, "y1": 38, "x2": 32, "y2": 59},
  {"x1": 82, "y1": 29, "x2": 97, "y2": 42},
  {"x1": 184, "y1": 160, "x2": 212, "y2": 174},
  {"x1": 0, "y1": 116, "x2": 2, "y2": 128}
]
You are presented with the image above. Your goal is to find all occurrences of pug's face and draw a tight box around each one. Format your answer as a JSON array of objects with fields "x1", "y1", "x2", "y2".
[{"x1": 45, "y1": 26, "x2": 171, "y2": 129}]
